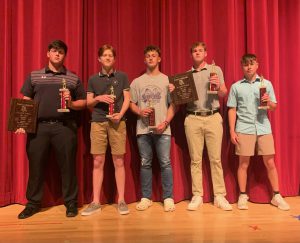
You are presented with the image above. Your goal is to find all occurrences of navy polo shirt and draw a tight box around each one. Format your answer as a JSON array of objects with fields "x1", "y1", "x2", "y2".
[
  {"x1": 21, "y1": 66, "x2": 86, "y2": 121},
  {"x1": 87, "y1": 70, "x2": 130, "y2": 122}
]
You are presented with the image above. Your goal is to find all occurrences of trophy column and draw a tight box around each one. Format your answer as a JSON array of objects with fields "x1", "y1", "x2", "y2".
[
  {"x1": 148, "y1": 99, "x2": 156, "y2": 129},
  {"x1": 258, "y1": 75, "x2": 269, "y2": 110},
  {"x1": 57, "y1": 78, "x2": 70, "y2": 112},
  {"x1": 106, "y1": 85, "x2": 116, "y2": 118},
  {"x1": 207, "y1": 60, "x2": 218, "y2": 95}
]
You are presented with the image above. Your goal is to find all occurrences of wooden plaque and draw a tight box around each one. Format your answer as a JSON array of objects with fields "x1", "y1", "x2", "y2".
[
  {"x1": 8, "y1": 98, "x2": 38, "y2": 133},
  {"x1": 169, "y1": 71, "x2": 199, "y2": 105}
]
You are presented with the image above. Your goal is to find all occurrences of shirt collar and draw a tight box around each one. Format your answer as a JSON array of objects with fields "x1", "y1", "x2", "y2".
[
  {"x1": 99, "y1": 69, "x2": 116, "y2": 77},
  {"x1": 241, "y1": 74, "x2": 261, "y2": 83},
  {"x1": 191, "y1": 63, "x2": 208, "y2": 73},
  {"x1": 45, "y1": 66, "x2": 67, "y2": 75}
]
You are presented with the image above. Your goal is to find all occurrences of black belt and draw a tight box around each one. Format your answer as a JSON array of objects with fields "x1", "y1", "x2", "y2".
[{"x1": 187, "y1": 109, "x2": 219, "y2": 116}]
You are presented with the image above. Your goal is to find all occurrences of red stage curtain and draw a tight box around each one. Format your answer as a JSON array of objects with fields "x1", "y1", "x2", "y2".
[{"x1": 0, "y1": 0, "x2": 299, "y2": 207}]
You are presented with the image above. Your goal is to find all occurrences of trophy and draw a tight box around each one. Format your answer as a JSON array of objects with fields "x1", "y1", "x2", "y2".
[
  {"x1": 106, "y1": 85, "x2": 116, "y2": 118},
  {"x1": 147, "y1": 99, "x2": 156, "y2": 129},
  {"x1": 258, "y1": 75, "x2": 269, "y2": 110},
  {"x1": 57, "y1": 78, "x2": 70, "y2": 112},
  {"x1": 207, "y1": 60, "x2": 218, "y2": 94}
]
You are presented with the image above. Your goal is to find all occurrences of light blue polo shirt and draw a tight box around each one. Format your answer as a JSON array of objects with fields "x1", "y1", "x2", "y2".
[{"x1": 227, "y1": 75, "x2": 277, "y2": 135}]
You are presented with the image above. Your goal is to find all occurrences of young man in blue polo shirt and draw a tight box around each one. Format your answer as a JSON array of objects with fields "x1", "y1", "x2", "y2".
[{"x1": 227, "y1": 53, "x2": 290, "y2": 210}]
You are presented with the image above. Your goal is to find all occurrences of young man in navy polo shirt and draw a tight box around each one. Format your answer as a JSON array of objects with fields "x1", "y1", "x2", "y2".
[
  {"x1": 17, "y1": 40, "x2": 86, "y2": 219},
  {"x1": 82, "y1": 44, "x2": 130, "y2": 216}
]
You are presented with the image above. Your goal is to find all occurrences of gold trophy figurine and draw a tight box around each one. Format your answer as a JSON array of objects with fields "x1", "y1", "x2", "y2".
[
  {"x1": 207, "y1": 60, "x2": 218, "y2": 94},
  {"x1": 258, "y1": 75, "x2": 269, "y2": 110},
  {"x1": 106, "y1": 85, "x2": 116, "y2": 118},
  {"x1": 57, "y1": 78, "x2": 70, "y2": 112}
]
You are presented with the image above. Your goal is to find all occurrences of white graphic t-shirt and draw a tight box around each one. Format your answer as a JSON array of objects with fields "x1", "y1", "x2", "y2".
[{"x1": 130, "y1": 73, "x2": 171, "y2": 135}]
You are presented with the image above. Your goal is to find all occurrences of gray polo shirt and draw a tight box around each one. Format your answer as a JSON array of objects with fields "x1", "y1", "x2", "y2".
[{"x1": 186, "y1": 64, "x2": 224, "y2": 112}]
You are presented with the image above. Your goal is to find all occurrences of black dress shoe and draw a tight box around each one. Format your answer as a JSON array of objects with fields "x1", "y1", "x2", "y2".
[
  {"x1": 66, "y1": 203, "x2": 78, "y2": 217},
  {"x1": 18, "y1": 206, "x2": 40, "y2": 219}
]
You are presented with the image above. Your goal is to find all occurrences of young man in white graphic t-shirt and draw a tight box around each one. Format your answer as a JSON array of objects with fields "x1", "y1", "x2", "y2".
[{"x1": 130, "y1": 45, "x2": 176, "y2": 212}]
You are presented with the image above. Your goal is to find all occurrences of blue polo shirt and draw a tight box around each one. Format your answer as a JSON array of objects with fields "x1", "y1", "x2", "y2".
[{"x1": 227, "y1": 75, "x2": 276, "y2": 135}]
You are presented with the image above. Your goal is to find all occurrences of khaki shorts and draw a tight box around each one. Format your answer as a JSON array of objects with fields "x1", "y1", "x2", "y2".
[
  {"x1": 90, "y1": 121, "x2": 126, "y2": 155},
  {"x1": 235, "y1": 133, "x2": 275, "y2": 156}
]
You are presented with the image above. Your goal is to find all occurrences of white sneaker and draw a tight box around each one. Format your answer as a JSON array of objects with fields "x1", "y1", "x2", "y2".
[
  {"x1": 187, "y1": 196, "x2": 203, "y2": 211},
  {"x1": 214, "y1": 195, "x2": 232, "y2": 211},
  {"x1": 237, "y1": 194, "x2": 249, "y2": 210},
  {"x1": 136, "y1": 198, "x2": 153, "y2": 211},
  {"x1": 164, "y1": 198, "x2": 175, "y2": 212},
  {"x1": 271, "y1": 194, "x2": 290, "y2": 211}
]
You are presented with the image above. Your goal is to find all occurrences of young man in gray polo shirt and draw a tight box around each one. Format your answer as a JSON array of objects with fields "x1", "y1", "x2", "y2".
[
  {"x1": 130, "y1": 45, "x2": 176, "y2": 212},
  {"x1": 227, "y1": 53, "x2": 290, "y2": 210},
  {"x1": 170, "y1": 42, "x2": 232, "y2": 211}
]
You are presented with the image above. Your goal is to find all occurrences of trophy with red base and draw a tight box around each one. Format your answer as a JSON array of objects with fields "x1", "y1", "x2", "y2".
[
  {"x1": 106, "y1": 85, "x2": 116, "y2": 118},
  {"x1": 258, "y1": 75, "x2": 269, "y2": 110},
  {"x1": 57, "y1": 78, "x2": 70, "y2": 112},
  {"x1": 148, "y1": 99, "x2": 156, "y2": 129},
  {"x1": 207, "y1": 60, "x2": 218, "y2": 94}
]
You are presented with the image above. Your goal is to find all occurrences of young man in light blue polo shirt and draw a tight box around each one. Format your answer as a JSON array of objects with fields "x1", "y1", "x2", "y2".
[{"x1": 227, "y1": 53, "x2": 290, "y2": 211}]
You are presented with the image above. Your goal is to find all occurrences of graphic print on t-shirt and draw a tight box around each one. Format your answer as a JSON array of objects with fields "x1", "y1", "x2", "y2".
[{"x1": 140, "y1": 85, "x2": 162, "y2": 106}]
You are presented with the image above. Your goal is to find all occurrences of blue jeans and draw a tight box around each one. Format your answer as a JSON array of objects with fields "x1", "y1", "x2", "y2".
[{"x1": 137, "y1": 134, "x2": 173, "y2": 200}]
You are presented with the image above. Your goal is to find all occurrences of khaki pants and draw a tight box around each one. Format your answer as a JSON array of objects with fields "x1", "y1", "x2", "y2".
[{"x1": 184, "y1": 113, "x2": 226, "y2": 197}]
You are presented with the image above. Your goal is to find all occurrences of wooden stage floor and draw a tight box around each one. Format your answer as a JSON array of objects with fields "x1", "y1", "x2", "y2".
[{"x1": 0, "y1": 197, "x2": 299, "y2": 243}]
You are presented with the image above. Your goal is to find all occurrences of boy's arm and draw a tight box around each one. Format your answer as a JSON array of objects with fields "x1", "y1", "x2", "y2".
[
  {"x1": 67, "y1": 96, "x2": 86, "y2": 110},
  {"x1": 164, "y1": 103, "x2": 176, "y2": 124},
  {"x1": 87, "y1": 92, "x2": 114, "y2": 109},
  {"x1": 228, "y1": 107, "x2": 238, "y2": 145},
  {"x1": 268, "y1": 101, "x2": 277, "y2": 111},
  {"x1": 129, "y1": 100, "x2": 156, "y2": 118},
  {"x1": 262, "y1": 93, "x2": 277, "y2": 111},
  {"x1": 155, "y1": 103, "x2": 176, "y2": 134},
  {"x1": 118, "y1": 90, "x2": 130, "y2": 118},
  {"x1": 129, "y1": 101, "x2": 141, "y2": 116},
  {"x1": 218, "y1": 82, "x2": 227, "y2": 97}
]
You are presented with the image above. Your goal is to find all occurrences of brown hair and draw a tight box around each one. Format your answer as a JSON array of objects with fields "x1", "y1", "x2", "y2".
[
  {"x1": 98, "y1": 44, "x2": 116, "y2": 57},
  {"x1": 144, "y1": 45, "x2": 161, "y2": 57},
  {"x1": 241, "y1": 53, "x2": 258, "y2": 64},
  {"x1": 190, "y1": 42, "x2": 207, "y2": 53},
  {"x1": 48, "y1": 40, "x2": 68, "y2": 54}
]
